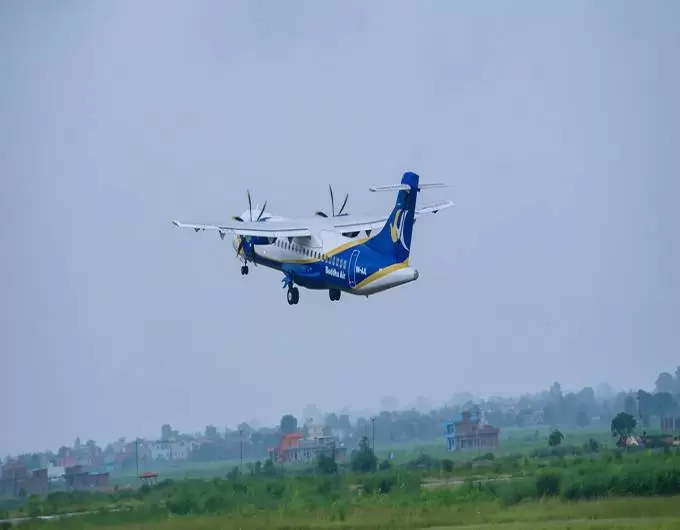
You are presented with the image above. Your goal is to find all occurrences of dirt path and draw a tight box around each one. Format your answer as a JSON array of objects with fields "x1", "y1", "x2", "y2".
[
  {"x1": 424, "y1": 516, "x2": 680, "y2": 529},
  {"x1": 422, "y1": 475, "x2": 514, "y2": 488}
]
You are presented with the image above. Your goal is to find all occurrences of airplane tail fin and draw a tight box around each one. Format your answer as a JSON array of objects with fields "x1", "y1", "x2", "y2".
[{"x1": 364, "y1": 171, "x2": 420, "y2": 264}]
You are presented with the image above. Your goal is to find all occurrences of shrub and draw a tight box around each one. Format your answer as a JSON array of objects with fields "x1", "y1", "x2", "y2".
[
  {"x1": 535, "y1": 470, "x2": 562, "y2": 497},
  {"x1": 441, "y1": 458, "x2": 454, "y2": 473},
  {"x1": 379, "y1": 459, "x2": 392, "y2": 471},
  {"x1": 407, "y1": 453, "x2": 440, "y2": 470}
]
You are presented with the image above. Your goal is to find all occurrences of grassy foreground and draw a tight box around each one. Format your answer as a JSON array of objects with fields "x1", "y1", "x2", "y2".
[
  {"x1": 13, "y1": 496, "x2": 680, "y2": 529},
  {"x1": 7, "y1": 445, "x2": 680, "y2": 529}
]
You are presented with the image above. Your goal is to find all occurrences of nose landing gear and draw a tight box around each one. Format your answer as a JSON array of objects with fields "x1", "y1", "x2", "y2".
[
  {"x1": 329, "y1": 288, "x2": 341, "y2": 301},
  {"x1": 240, "y1": 265, "x2": 249, "y2": 275}
]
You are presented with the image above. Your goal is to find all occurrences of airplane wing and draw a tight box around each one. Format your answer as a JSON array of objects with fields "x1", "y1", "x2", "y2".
[
  {"x1": 171, "y1": 219, "x2": 312, "y2": 238},
  {"x1": 172, "y1": 200, "x2": 453, "y2": 238},
  {"x1": 326, "y1": 200, "x2": 455, "y2": 232}
]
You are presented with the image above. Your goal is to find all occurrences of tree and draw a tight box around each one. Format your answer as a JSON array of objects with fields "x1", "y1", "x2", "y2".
[
  {"x1": 380, "y1": 396, "x2": 399, "y2": 411},
  {"x1": 237, "y1": 423, "x2": 254, "y2": 436},
  {"x1": 338, "y1": 414, "x2": 352, "y2": 432},
  {"x1": 316, "y1": 453, "x2": 338, "y2": 474},
  {"x1": 637, "y1": 390, "x2": 653, "y2": 427},
  {"x1": 350, "y1": 436, "x2": 377, "y2": 473},
  {"x1": 652, "y1": 392, "x2": 674, "y2": 424},
  {"x1": 549, "y1": 382, "x2": 563, "y2": 401},
  {"x1": 611, "y1": 412, "x2": 637, "y2": 443},
  {"x1": 656, "y1": 372, "x2": 676, "y2": 394},
  {"x1": 441, "y1": 458, "x2": 454, "y2": 473},
  {"x1": 584, "y1": 438, "x2": 600, "y2": 453},
  {"x1": 279, "y1": 414, "x2": 298, "y2": 434},
  {"x1": 624, "y1": 395, "x2": 637, "y2": 417},
  {"x1": 263, "y1": 458, "x2": 277, "y2": 476},
  {"x1": 576, "y1": 406, "x2": 590, "y2": 428},
  {"x1": 324, "y1": 413, "x2": 339, "y2": 430},
  {"x1": 548, "y1": 429, "x2": 564, "y2": 447}
]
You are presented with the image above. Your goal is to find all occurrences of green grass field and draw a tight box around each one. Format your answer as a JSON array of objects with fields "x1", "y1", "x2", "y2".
[
  {"x1": 21, "y1": 496, "x2": 680, "y2": 529},
  {"x1": 12, "y1": 427, "x2": 677, "y2": 529}
]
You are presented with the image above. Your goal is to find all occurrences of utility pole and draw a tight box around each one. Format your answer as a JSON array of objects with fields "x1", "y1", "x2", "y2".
[
  {"x1": 371, "y1": 416, "x2": 376, "y2": 453},
  {"x1": 135, "y1": 438, "x2": 140, "y2": 481},
  {"x1": 239, "y1": 429, "x2": 244, "y2": 472}
]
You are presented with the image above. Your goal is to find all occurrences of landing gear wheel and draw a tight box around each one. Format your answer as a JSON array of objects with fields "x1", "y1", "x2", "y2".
[
  {"x1": 329, "y1": 288, "x2": 341, "y2": 301},
  {"x1": 287, "y1": 287, "x2": 300, "y2": 305},
  {"x1": 241, "y1": 265, "x2": 249, "y2": 276}
]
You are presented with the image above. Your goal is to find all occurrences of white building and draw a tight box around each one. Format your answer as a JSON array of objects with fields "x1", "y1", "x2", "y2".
[{"x1": 149, "y1": 442, "x2": 171, "y2": 461}]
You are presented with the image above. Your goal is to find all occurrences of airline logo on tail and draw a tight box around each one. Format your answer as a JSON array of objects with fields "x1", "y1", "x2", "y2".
[{"x1": 390, "y1": 209, "x2": 410, "y2": 251}]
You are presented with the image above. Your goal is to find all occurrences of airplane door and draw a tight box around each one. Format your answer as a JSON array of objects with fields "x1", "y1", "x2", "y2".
[{"x1": 348, "y1": 250, "x2": 360, "y2": 288}]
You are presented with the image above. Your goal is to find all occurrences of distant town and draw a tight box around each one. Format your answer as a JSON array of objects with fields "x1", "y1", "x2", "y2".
[{"x1": 2, "y1": 368, "x2": 679, "y2": 499}]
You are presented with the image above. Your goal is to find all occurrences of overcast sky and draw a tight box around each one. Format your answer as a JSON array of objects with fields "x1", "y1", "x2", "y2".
[{"x1": 2, "y1": 0, "x2": 679, "y2": 455}]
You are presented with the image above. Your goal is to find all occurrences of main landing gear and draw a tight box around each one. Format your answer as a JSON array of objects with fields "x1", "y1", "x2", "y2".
[
  {"x1": 287, "y1": 286, "x2": 300, "y2": 305},
  {"x1": 240, "y1": 265, "x2": 249, "y2": 276},
  {"x1": 329, "y1": 288, "x2": 341, "y2": 302}
]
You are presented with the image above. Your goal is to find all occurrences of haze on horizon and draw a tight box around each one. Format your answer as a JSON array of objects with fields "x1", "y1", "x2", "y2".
[{"x1": 1, "y1": 0, "x2": 678, "y2": 456}]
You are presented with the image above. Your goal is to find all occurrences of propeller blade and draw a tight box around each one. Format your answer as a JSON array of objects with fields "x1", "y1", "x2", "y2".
[
  {"x1": 256, "y1": 200, "x2": 267, "y2": 221},
  {"x1": 337, "y1": 193, "x2": 349, "y2": 216},
  {"x1": 233, "y1": 215, "x2": 244, "y2": 222},
  {"x1": 247, "y1": 190, "x2": 253, "y2": 222},
  {"x1": 329, "y1": 184, "x2": 335, "y2": 217},
  {"x1": 315, "y1": 211, "x2": 328, "y2": 218}
]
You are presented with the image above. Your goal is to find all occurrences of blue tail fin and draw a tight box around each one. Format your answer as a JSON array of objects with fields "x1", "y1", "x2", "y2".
[{"x1": 365, "y1": 171, "x2": 419, "y2": 263}]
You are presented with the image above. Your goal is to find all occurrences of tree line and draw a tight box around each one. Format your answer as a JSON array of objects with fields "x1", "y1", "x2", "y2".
[{"x1": 7, "y1": 367, "x2": 680, "y2": 468}]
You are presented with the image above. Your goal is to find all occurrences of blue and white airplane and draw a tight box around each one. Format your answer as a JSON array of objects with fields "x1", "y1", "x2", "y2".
[{"x1": 172, "y1": 171, "x2": 453, "y2": 305}]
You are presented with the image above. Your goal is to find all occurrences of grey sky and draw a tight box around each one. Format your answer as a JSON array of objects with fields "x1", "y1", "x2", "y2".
[{"x1": 2, "y1": 0, "x2": 678, "y2": 455}]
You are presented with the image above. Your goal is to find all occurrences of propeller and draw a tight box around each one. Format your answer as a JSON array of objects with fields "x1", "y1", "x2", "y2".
[
  {"x1": 230, "y1": 189, "x2": 271, "y2": 264},
  {"x1": 315, "y1": 184, "x2": 349, "y2": 218}
]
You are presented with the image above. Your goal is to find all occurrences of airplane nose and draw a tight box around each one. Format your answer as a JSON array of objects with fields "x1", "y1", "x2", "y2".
[{"x1": 414, "y1": 269, "x2": 419, "y2": 280}]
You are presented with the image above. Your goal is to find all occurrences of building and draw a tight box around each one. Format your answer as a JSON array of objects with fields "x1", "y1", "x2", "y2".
[
  {"x1": 0, "y1": 462, "x2": 49, "y2": 497},
  {"x1": 149, "y1": 442, "x2": 171, "y2": 461},
  {"x1": 270, "y1": 433, "x2": 347, "y2": 464},
  {"x1": 170, "y1": 441, "x2": 192, "y2": 460},
  {"x1": 661, "y1": 416, "x2": 679, "y2": 432},
  {"x1": 444, "y1": 411, "x2": 500, "y2": 451},
  {"x1": 63, "y1": 465, "x2": 110, "y2": 490},
  {"x1": 306, "y1": 423, "x2": 325, "y2": 440}
]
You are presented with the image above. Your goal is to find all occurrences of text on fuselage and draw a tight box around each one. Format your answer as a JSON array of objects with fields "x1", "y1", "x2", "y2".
[{"x1": 325, "y1": 266, "x2": 346, "y2": 280}]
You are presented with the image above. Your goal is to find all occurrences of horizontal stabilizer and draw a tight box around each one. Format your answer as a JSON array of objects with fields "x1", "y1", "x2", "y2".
[
  {"x1": 415, "y1": 200, "x2": 455, "y2": 215},
  {"x1": 369, "y1": 184, "x2": 411, "y2": 192},
  {"x1": 369, "y1": 182, "x2": 448, "y2": 192},
  {"x1": 417, "y1": 183, "x2": 448, "y2": 190}
]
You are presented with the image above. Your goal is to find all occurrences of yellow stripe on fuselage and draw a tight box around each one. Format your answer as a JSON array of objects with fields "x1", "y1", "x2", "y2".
[{"x1": 353, "y1": 259, "x2": 409, "y2": 290}]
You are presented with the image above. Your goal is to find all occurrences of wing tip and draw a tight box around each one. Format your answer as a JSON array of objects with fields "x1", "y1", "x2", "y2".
[{"x1": 171, "y1": 220, "x2": 180, "y2": 227}]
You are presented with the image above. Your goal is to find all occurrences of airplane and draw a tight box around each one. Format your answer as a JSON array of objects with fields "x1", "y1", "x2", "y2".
[{"x1": 172, "y1": 171, "x2": 454, "y2": 305}]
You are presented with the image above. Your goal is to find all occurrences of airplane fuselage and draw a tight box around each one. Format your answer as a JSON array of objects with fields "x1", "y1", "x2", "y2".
[
  {"x1": 173, "y1": 171, "x2": 452, "y2": 305},
  {"x1": 231, "y1": 214, "x2": 419, "y2": 296}
]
